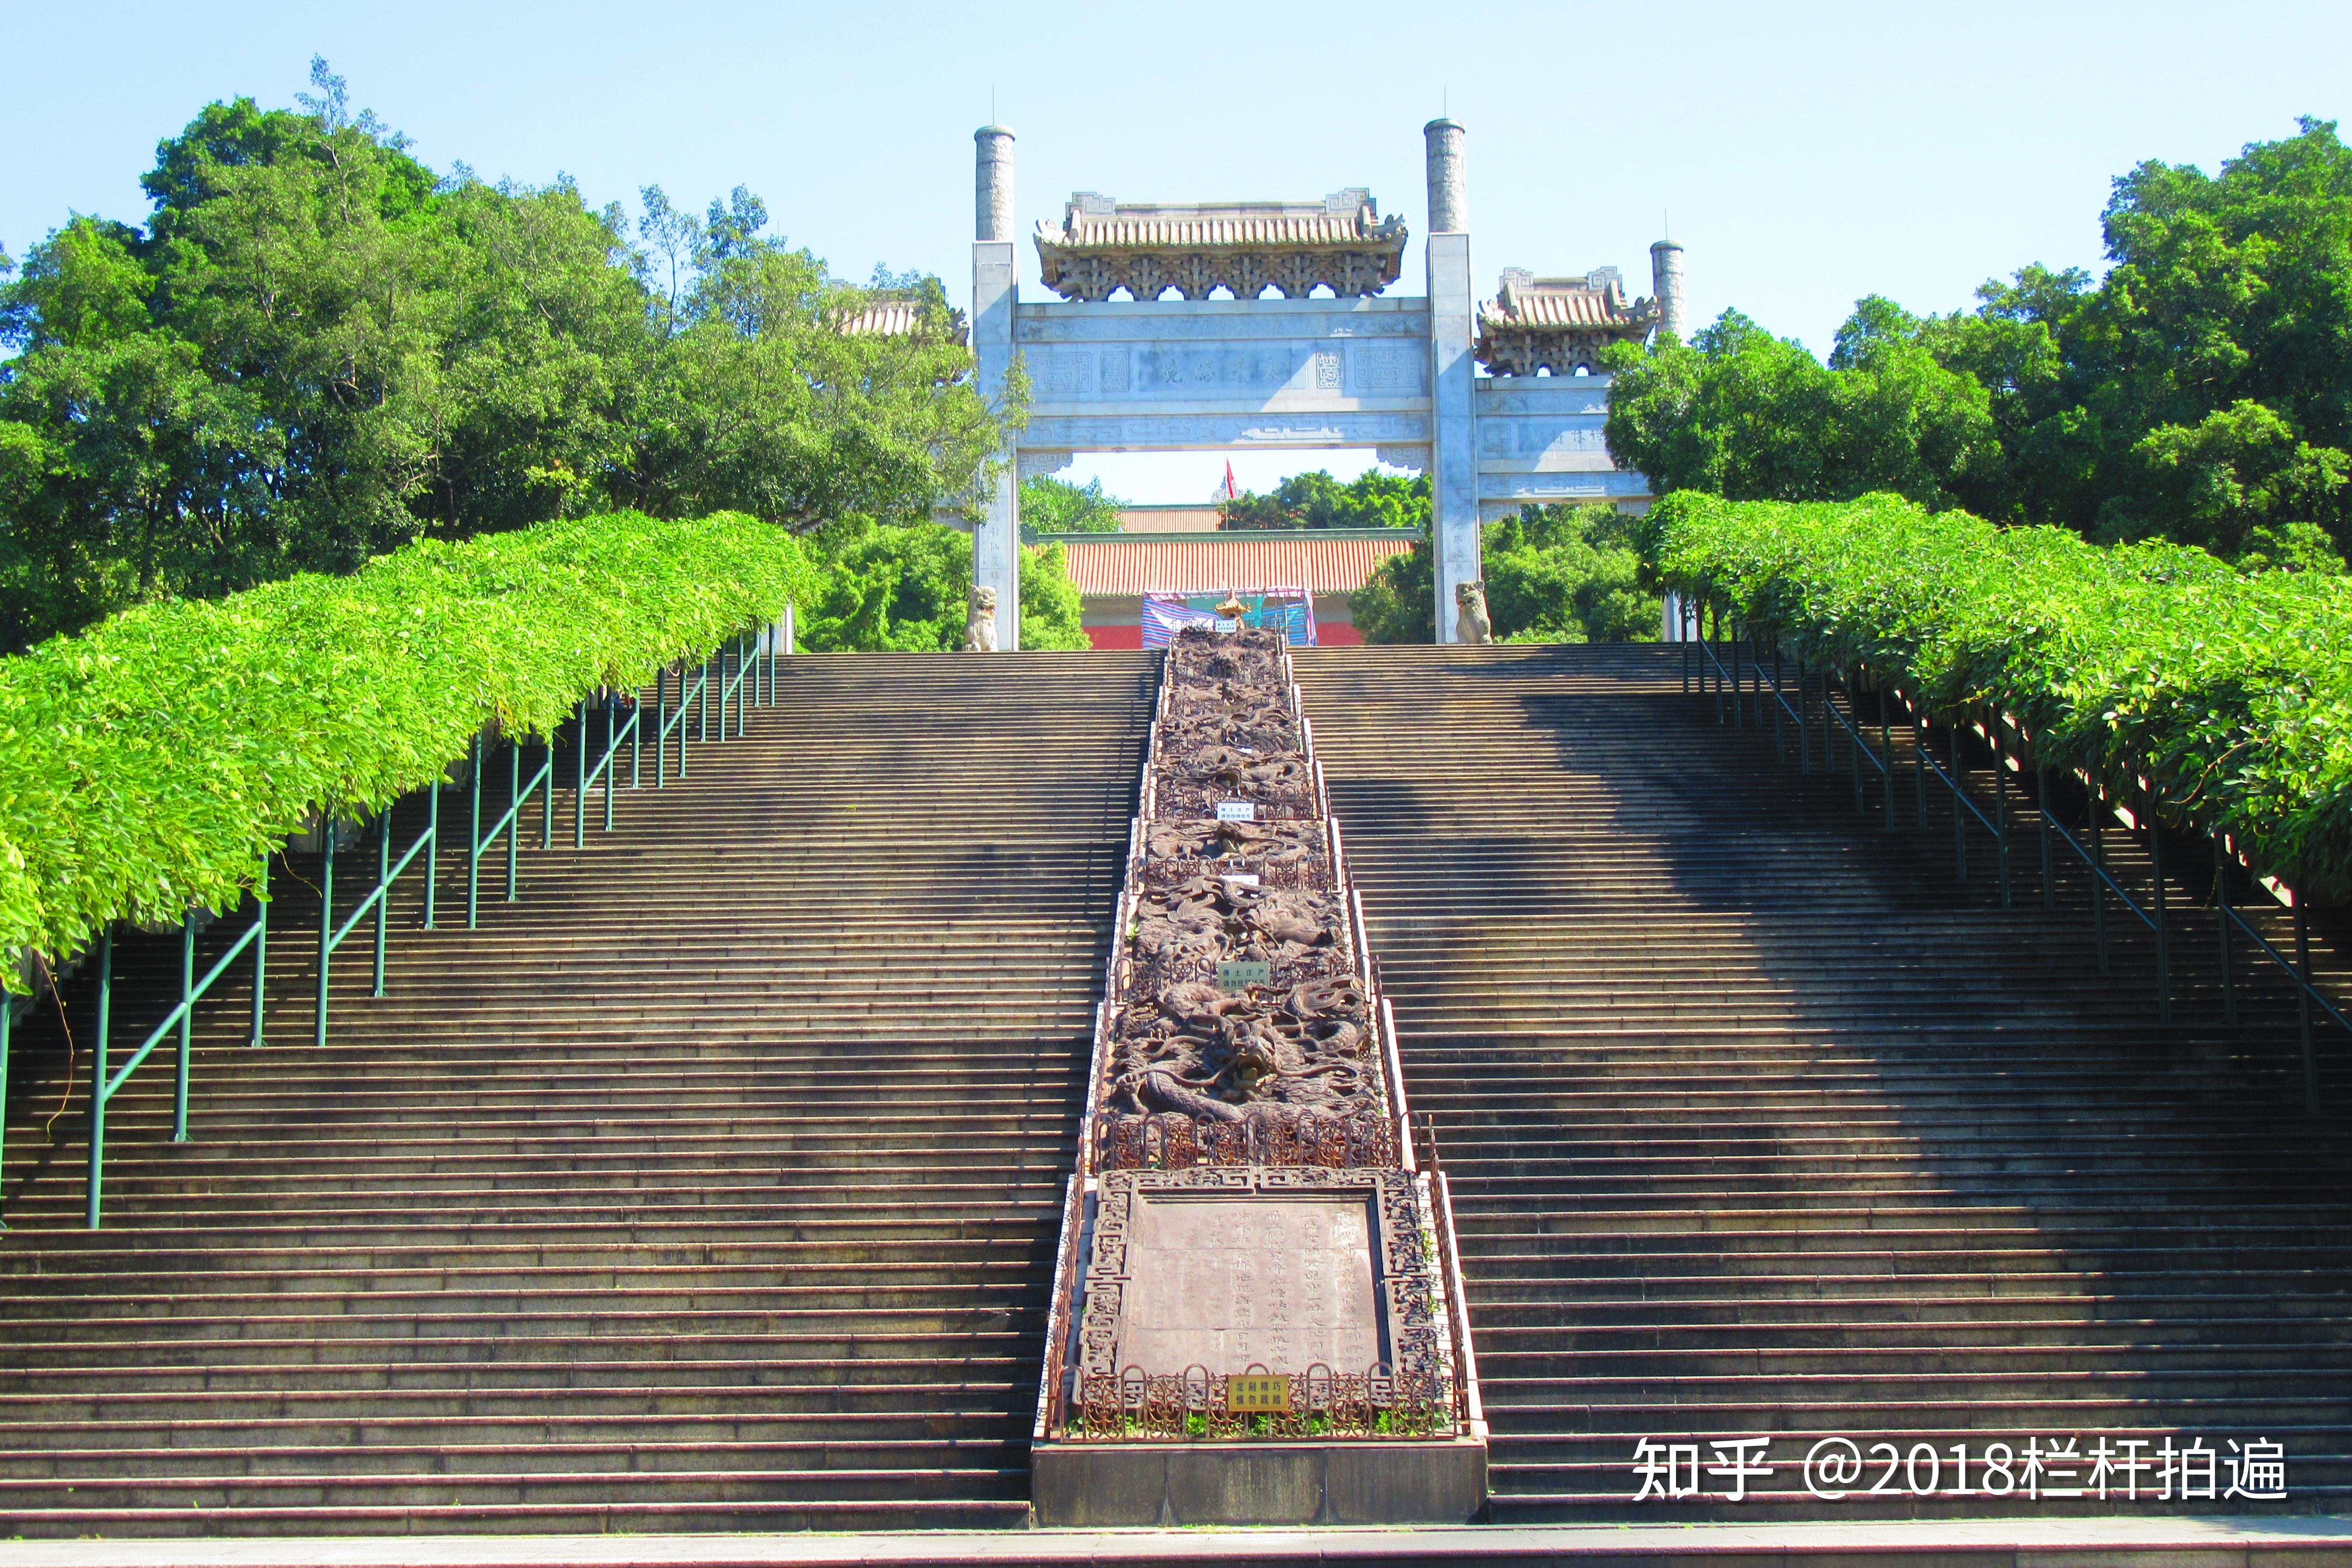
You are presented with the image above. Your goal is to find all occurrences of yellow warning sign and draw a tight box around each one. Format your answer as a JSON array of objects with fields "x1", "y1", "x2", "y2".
[{"x1": 1227, "y1": 1374, "x2": 1293, "y2": 1413}]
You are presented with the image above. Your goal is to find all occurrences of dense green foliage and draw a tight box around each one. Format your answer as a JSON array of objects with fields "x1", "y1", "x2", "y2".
[
  {"x1": 0, "y1": 61, "x2": 1001, "y2": 650},
  {"x1": 1607, "y1": 119, "x2": 2352, "y2": 573},
  {"x1": 795, "y1": 520, "x2": 1087, "y2": 651},
  {"x1": 1602, "y1": 307, "x2": 2000, "y2": 513},
  {"x1": 1349, "y1": 505, "x2": 1659, "y2": 644},
  {"x1": 0, "y1": 511, "x2": 815, "y2": 978},
  {"x1": 1219, "y1": 470, "x2": 1428, "y2": 530},
  {"x1": 1020, "y1": 474, "x2": 1126, "y2": 532},
  {"x1": 1640, "y1": 490, "x2": 2352, "y2": 899}
]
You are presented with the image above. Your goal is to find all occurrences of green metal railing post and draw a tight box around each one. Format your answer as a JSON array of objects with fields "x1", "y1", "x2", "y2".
[
  {"x1": 631, "y1": 692, "x2": 642, "y2": 791},
  {"x1": 372, "y1": 811, "x2": 390, "y2": 997},
  {"x1": 0, "y1": 1000, "x2": 10, "y2": 1223},
  {"x1": 539, "y1": 732, "x2": 554, "y2": 850},
  {"x1": 575, "y1": 698, "x2": 589, "y2": 850},
  {"x1": 507, "y1": 740, "x2": 521, "y2": 902},
  {"x1": 1795, "y1": 657, "x2": 1811, "y2": 771},
  {"x1": 1846, "y1": 675, "x2": 1864, "y2": 815},
  {"x1": 422, "y1": 779, "x2": 438, "y2": 931},
  {"x1": 173, "y1": 918, "x2": 193, "y2": 1142},
  {"x1": 2037, "y1": 764, "x2": 2055, "y2": 909},
  {"x1": 656, "y1": 665, "x2": 670, "y2": 788},
  {"x1": 1880, "y1": 688, "x2": 1896, "y2": 831},
  {"x1": 1731, "y1": 626, "x2": 1743, "y2": 728},
  {"x1": 699, "y1": 655, "x2": 711, "y2": 743},
  {"x1": 315, "y1": 823, "x2": 336, "y2": 1048},
  {"x1": 1914, "y1": 709, "x2": 1928, "y2": 828},
  {"x1": 252, "y1": 859, "x2": 269, "y2": 1047},
  {"x1": 2216, "y1": 842, "x2": 2237, "y2": 1027},
  {"x1": 2090, "y1": 790, "x2": 2110, "y2": 976},
  {"x1": 2296, "y1": 904, "x2": 2319, "y2": 1114},
  {"x1": 2149, "y1": 785, "x2": 2171, "y2": 1026},
  {"x1": 1951, "y1": 732, "x2": 1968, "y2": 882},
  {"x1": 1772, "y1": 648, "x2": 1785, "y2": 761},
  {"x1": 84, "y1": 929, "x2": 113, "y2": 1229},
  {"x1": 468, "y1": 735, "x2": 485, "y2": 927}
]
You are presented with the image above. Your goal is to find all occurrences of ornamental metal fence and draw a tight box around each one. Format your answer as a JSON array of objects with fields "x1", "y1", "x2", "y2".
[
  {"x1": 2, "y1": 629, "x2": 784, "y2": 1231},
  {"x1": 1678, "y1": 598, "x2": 2347, "y2": 1116}
]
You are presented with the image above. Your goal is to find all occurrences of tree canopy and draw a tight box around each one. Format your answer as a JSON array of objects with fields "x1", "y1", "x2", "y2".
[
  {"x1": 1019, "y1": 473, "x2": 1126, "y2": 532},
  {"x1": 1604, "y1": 118, "x2": 2352, "y2": 573},
  {"x1": 0, "y1": 60, "x2": 1008, "y2": 650},
  {"x1": 1218, "y1": 469, "x2": 1428, "y2": 529}
]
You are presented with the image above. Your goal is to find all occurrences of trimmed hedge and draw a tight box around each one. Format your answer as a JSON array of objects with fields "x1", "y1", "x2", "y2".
[
  {"x1": 0, "y1": 512, "x2": 814, "y2": 980},
  {"x1": 1638, "y1": 491, "x2": 2352, "y2": 901}
]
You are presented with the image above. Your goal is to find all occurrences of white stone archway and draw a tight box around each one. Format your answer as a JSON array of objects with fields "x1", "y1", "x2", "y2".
[{"x1": 967, "y1": 121, "x2": 1674, "y2": 648}]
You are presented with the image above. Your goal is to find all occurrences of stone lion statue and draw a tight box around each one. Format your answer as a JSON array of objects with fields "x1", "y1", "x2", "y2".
[
  {"x1": 1455, "y1": 580, "x2": 1494, "y2": 646},
  {"x1": 963, "y1": 585, "x2": 998, "y2": 652}
]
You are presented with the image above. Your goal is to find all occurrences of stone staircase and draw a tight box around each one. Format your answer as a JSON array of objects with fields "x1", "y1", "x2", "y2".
[
  {"x1": 0, "y1": 651, "x2": 1156, "y2": 1537},
  {"x1": 1294, "y1": 642, "x2": 2352, "y2": 1522}
]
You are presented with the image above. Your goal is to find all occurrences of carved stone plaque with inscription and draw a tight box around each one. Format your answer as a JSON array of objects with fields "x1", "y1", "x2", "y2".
[
  {"x1": 1075, "y1": 1168, "x2": 1442, "y2": 1394},
  {"x1": 1119, "y1": 1194, "x2": 1379, "y2": 1373}
]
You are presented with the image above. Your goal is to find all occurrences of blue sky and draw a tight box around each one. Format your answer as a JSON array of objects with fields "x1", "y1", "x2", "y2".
[{"x1": 5, "y1": 0, "x2": 2346, "y2": 502}]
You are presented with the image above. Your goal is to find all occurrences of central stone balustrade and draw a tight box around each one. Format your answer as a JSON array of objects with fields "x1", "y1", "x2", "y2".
[{"x1": 1030, "y1": 627, "x2": 1486, "y2": 1526}]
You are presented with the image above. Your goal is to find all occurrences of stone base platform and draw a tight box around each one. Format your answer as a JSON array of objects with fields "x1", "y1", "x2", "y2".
[{"x1": 1030, "y1": 1435, "x2": 1489, "y2": 1527}]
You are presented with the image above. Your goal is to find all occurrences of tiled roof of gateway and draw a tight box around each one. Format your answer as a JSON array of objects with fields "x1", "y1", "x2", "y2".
[
  {"x1": 1479, "y1": 267, "x2": 1653, "y2": 330},
  {"x1": 838, "y1": 297, "x2": 968, "y2": 345},
  {"x1": 1039, "y1": 191, "x2": 1406, "y2": 252},
  {"x1": 1051, "y1": 533, "x2": 1418, "y2": 597}
]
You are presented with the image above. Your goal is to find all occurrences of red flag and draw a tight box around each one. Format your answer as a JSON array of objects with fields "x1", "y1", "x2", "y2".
[{"x1": 1224, "y1": 461, "x2": 1238, "y2": 500}]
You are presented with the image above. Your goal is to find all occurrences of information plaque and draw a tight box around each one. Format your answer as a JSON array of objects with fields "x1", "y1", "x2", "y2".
[{"x1": 1216, "y1": 959, "x2": 1271, "y2": 990}]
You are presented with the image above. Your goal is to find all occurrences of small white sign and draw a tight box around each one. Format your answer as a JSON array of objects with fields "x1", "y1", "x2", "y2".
[
  {"x1": 1221, "y1": 873, "x2": 1261, "y2": 889},
  {"x1": 1215, "y1": 801, "x2": 1255, "y2": 823}
]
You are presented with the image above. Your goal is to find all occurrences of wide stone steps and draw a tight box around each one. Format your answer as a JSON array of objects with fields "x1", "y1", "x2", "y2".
[
  {"x1": 0, "y1": 650, "x2": 1156, "y2": 1536},
  {"x1": 1295, "y1": 642, "x2": 2352, "y2": 1525}
]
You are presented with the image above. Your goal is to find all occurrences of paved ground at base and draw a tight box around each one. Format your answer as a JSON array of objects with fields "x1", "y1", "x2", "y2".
[{"x1": 2, "y1": 1517, "x2": 2350, "y2": 1568}]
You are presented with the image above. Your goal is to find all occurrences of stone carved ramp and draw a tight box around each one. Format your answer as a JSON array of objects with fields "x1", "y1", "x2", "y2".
[
  {"x1": 0, "y1": 652, "x2": 1155, "y2": 1537},
  {"x1": 1294, "y1": 642, "x2": 2352, "y2": 1522}
]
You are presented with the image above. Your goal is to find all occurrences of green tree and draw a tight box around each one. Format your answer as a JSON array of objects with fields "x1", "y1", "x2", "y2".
[
  {"x1": 1019, "y1": 541, "x2": 1091, "y2": 649},
  {"x1": 1602, "y1": 306, "x2": 1998, "y2": 511},
  {"x1": 0, "y1": 61, "x2": 1016, "y2": 649},
  {"x1": 1606, "y1": 118, "x2": 2352, "y2": 572},
  {"x1": 1020, "y1": 474, "x2": 1125, "y2": 532},
  {"x1": 1219, "y1": 469, "x2": 1429, "y2": 529},
  {"x1": 793, "y1": 519, "x2": 1086, "y2": 651}
]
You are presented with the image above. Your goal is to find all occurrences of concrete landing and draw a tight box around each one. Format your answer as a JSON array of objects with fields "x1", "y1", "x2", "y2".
[{"x1": 4, "y1": 1519, "x2": 2351, "y2": 1568}]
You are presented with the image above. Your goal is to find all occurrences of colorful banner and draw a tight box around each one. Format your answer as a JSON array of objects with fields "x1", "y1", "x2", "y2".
[{"x1": 1141, "y1": 589, "x2": 1316, "y2": 648}]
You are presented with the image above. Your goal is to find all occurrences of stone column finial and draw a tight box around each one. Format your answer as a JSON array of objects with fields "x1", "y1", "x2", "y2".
[
  {"x1": 1424, "y1": 118, "x2": 1467, "y2": 235},
  {"x1": 1650, "y1": 238, "x2": 1687, "y2": 343},
  {"x1": 975, "y1": 126, "x2": 1015, "y2": 243}
]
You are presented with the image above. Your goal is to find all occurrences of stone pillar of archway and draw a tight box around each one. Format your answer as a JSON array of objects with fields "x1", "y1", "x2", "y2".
[
  {"x1": 1424, "y1": 120, "x2": 1480, "y2": 644},
  {"x1": 972, "y1": 125, "x2": 1021, "y2": 650}
]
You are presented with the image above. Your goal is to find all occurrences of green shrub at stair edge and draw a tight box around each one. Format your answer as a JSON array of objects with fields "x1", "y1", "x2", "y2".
[
  {"x1": 0, "y1": 510, "x2": 814, "y2": 983},
  {"x1": 1639, "y1": 489, "x2": 2352, "y2": 902}
]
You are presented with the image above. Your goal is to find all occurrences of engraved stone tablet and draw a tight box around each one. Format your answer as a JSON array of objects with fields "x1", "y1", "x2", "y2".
[{"x1": 1116, "y1": 1192, "x2": 1380, "y2": 1374}]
